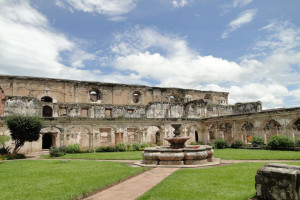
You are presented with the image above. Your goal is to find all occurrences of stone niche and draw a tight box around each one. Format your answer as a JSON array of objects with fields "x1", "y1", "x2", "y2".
[{"x1": 254, "y1": 163, "x2": 300, "y2": 200}]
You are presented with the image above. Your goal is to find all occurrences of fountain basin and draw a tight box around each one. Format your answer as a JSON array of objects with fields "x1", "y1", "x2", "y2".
[
  {"x1": 143, "y1": 145, "x2": 214, "y2": 165},
  {"x1": 165, "y1": 137, "x2": 191, "y2": 149}
]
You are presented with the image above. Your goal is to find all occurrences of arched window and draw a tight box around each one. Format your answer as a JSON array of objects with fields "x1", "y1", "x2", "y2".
[
  {"x1": 204, "y1": 94, "x2": 212, "y2": 101},
  {"x1": 293, "y1": 119, "x2": 300, "y2": 131},
  {"x1": 133, "y1": 91, "x2": 141, "y2": 103},
  {"x1": 41, "y1": 96, "x2": 53, "y2": 102},
  {"x1": 89, "y1": 89, "x2": 100, "y2": 102},
  {"x1": 42, "y1": 106, "x2": 53, "y2": 117}
]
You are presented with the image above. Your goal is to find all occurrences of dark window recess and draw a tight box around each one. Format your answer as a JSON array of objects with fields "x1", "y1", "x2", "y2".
[
  {"x1": 41, "y1": 96, "x2": 53, "y2": 102},
  {"x1": 42, "y1": 106, "x2": 53, "y2": 117}
]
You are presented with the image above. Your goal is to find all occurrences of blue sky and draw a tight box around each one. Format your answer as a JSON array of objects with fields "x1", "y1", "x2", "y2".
[{"x1": 1, "y1": 0, "x2": 300, "y2": 109}]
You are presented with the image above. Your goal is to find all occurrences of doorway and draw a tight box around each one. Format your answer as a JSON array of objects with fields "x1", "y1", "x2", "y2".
[
  {"x1": 195, "y1": 131, "x2": 199, "y2": 142},
  {"x1": 42, "y1": 133, "x2": 53, "y2": 149}
]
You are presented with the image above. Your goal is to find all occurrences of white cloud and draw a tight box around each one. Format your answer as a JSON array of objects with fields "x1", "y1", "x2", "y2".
[
  {"x1": 0, "y1": 0, "x2": 99, "y2": 80},
  {"x1": 172, "y1": 0, "x2": 192, "y2": 8},
  {"x1": 222, "y1": 9, "x2": 257, "y2": 39},
  {"x1": 233, "y1": 0, "x2": 253, "y2": 8},
  {"x1": 109, "y1": 24, "x2": 300, "y2": 108},
  {"x1": 55, "y1": 0, "x2": 137, "y2": 20}
]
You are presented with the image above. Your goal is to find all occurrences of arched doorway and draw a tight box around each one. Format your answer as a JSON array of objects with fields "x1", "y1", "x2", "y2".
[
  {"x1": 42, "y1": 133, "x2": 53, "y2": 149},
  {"x1": 195, "y1": 131, "x2": 199, "y2": 142},
  {"x1": 155, "y1": 132, "x2": 160, "y2": 144},
  {"x1": 42, "y1": 106, "x2": 53, "y2": 117}
]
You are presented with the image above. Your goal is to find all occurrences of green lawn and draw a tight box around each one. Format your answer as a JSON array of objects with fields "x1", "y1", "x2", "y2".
[
  {"x1": 138, "y1": 162, "x2": 300, "y2": 200},
  {"x1": 0, "y1": 160, "x2": 148, "y2": 200},
  {"x1": 42, "y1": 149, "x2": 300, "y2": 161},
  {"x1": 43, "y1": 151, "x2": 143, "y2": 160},
  {"x1": 214, "y1": 148, "x2": 300, "y2": 160}
]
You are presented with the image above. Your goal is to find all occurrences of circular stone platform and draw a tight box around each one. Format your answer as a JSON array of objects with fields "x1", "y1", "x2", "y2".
[{"x1": 136, "y1": 145, "x2": 221, "y2": 168}]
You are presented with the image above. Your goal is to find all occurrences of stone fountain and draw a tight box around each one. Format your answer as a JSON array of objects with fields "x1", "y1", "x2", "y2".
[{"x1": 141, "y1": 124, "x2": 216, "y2": 166}]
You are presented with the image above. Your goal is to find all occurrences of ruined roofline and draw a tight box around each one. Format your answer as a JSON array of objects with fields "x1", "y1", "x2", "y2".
[
  {"x1": 0, "y1": 74, "x2": 229, "y2": 95},
  {"x1": 201, "y1": 106, "x2": 300, "y2": 121}
]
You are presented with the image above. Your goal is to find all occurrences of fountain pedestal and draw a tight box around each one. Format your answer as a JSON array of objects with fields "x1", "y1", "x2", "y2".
[{"x1": 142, "y1": 124, "x2": 215, "y2": 166}]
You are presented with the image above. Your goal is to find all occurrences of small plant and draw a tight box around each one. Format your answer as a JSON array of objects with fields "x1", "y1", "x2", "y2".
[
  {"x1": 132, "y1": 142, "x2": 141, "y2": 151},
  {"x1": 66, "y1": 144, "x2": 81, "y2": 153},
  {"x1": 156, "y1": 142, "x2": 161, "y2": 146},
  {"x1": 190, "y1": 142, "x2": 196, "y2": 145},
  {"x1": 96, "y1": 146, "x2": 108, "y2": 152},
  {"x1": 0, "y1": 135, "x2": 11, "y2": 148},
  {"x1": 250, "y1": 136, "x2": 265, "y2": 147},
  {"x1": 107, "y1": 146, "x2": 117, "y2": 152},
  {"x1": 140, "y1": 143, "x2": 147, "y2": 148},
  {"x1": 267, "y1": 135, "x2": 294, "y2": 150},
  {"x1": 5, "y1": 153, "x2": 26, "y2": 160},
  {"x1": 213, "y1": 139, "x2": 228, "y2": 149},
  {"x1": 196, "y1": 141, "x2": 204, "y2": 145},
  {"x1": 230, "y1": 140, "x2": 244, "y2": 149},
  {"x1": 49, "y1": 146, "x2": 66, "y2": 157},
  {"x1": 0, "y1": 146, "x2": 11, "y2": 155},
  {"x1": 295, "y1": 137, "x2": 300, "y2": 147},
  {"x1": 116, "y1": 143, "x2": 126, "y2": 152}
]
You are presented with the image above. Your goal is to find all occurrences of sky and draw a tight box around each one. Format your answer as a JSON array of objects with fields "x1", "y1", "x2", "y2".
[{"x1": 0, "y1": 0, "x2": 300, "y2": 109}]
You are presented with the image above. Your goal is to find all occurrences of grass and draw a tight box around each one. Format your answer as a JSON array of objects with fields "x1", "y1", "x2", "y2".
[
  {"x1": 42, "y1": 149, "x2": 300, "y2": 160},
  {"x1": 138, "y1": 162, "x2": 300, "y2": 200},
  {"x1": 214, "y1": 148, "x2": 300, "y2": 160},
  {"x1": 42, "y1": 151, "x2": 143, "y2": 160},
  {"x1": 0, "y1": 160, "x2": 148, "y2": 200}
]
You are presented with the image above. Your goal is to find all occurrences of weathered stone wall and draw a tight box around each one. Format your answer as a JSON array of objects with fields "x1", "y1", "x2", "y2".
[
  {"x1": 0, "y1": 75, "x2": 229, "y2": 105},
  {"x1": 255, "y1": 163, "x2": 300, "y2": 200},
  {"x1": 4, "y1": 97, "x2": 42, "y2": 116}
]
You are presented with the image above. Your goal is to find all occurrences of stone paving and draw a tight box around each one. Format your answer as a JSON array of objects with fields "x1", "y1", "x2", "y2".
[{"x1": 84, "y1": 167, "x2": 179, "y2": 200}]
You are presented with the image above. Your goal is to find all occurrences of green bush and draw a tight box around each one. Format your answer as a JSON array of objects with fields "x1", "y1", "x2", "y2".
[
  {"x1": 66, "y1": 144, "x2": 81, "y2": 153},
  {"x1": 213, "y1": 139, "x2": 228, "y2": 149},
  {"x1": 140, "y1": 143, "x2": 147, "y2": 148},
  {"x1": 250, "y1": 136, "x2": 265, "y2": 147},
  {"x1": 5, "y1": 153, "x2": 26, "y2": 160},
  {"x1": 96, "y1": 146, "x2": 108, "y2": 152},
  {"x1": 49, "y1": 146, "x2": 66, "y2": 157},
  {"x1": 132, "y1": 142, "x2": 141, "y2": 151},
  {"x1": 267, "y1": 135, "x2": 294, "y2": 150},
  {"x1": 116, "y1": 143, "x2": 126, "y2": 152},
  {"x1": 196, "y1": 141, "x2": 204, "y2": 145},
  {"x1": 107, "y1": 146, "x2": 117, "y2": 152},
  {"x1": 230, "y1": 140, "x2": 244, "y2": 149},
  {"x1": 0, "y1": 146, "x2": 11, "y2": 155},
  {"x1": 295, "y1": 137, "x2": 300, "y2": 147}
]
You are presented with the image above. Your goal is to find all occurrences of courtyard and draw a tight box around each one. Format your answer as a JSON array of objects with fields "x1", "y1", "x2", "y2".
[{"x1": 1, "y1": 149, "x2": 300, "y2": 200}]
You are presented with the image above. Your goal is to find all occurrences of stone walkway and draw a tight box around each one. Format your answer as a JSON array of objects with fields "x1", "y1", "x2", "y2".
[{"x1": 84, "y1": 167, "x2": 179, "y2": 200}]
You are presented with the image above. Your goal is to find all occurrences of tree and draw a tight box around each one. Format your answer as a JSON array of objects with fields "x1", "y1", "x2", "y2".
[{"x1": 5, "y1": 115, "x2": 44, "y2": 153}]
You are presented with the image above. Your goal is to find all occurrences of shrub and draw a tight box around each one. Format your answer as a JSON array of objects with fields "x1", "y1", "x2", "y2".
[
  {"x1": 49, "y1": 146, "x2": 66, "y2": 157},
  {"x1": 66, "y1": 144, "x2": 81, "y2": 153},
  {"x1": 213, "y1": 139, "x2": 228, "y2": 149},
  {"x1": 267, "y1": 135, "x2": 294, "y2": 150},
  {"x1": 196, "y1": 141, "x2": 204, "y2": 145},
  {"x1": 295, "y1": 137, "x2": 300, "y2": 147},
  {"x1": 5, "y1": 153, "x2": 26, "y2": 160},
  {"x1": 140, "y1": 143, "x2": 147, "y2": 148},
  {"x1": 190, "y1": 142, "x2": 196, "y2": 145},
  {"x1": 127, "y1": 144, "x2": 131, "y2": 150},
  {"x1": 116, "y1": 143, "x2": 126, "y2": 152},
  {"x1": 132, "y1": 142, "x2": 141, "y2": 151},
  {"x1": 0, "y1": 146, "x2": 11, "y2": 155},
  {"x1": 96, "y1": 146, "x2": 108, "y2": 152},
  {"x1": 0, "y1": 135, "x2": 11, "y2": 148},
  {"x1": 107, "y1": 146, "x2": 117, "y2": 152},
  {"x1": 250, "y1": 136, "x2": 265, "y2": 147},
  {"x1": 230, "y1": 140, "x2": 244, "y2": 149}
]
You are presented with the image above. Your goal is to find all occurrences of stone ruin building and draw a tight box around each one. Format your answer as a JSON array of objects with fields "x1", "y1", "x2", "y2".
[{"x1": 0, "y1": 75, "x2": 300, "y2": 153}]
